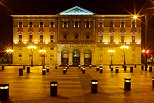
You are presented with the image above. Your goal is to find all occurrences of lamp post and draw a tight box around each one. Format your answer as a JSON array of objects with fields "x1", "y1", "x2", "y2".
[
  {"x1": 28, "y1": 45, "x2": 36, "y2": 67},
  {"x1": 108, "y1": 50, "x2": 115, "y2": 66},
  {"x1": 142, "y1": 49, "x2": 150, "y2": 71},
  {"x1": 39, "y1": 50, "x2": 46, "y2": 68},
  {"x1": 6, "y1": 49, "x2": 13, "y2": 65},
  {"x1": 120, "y1": 45, "x2": 129, "y2": 66}
]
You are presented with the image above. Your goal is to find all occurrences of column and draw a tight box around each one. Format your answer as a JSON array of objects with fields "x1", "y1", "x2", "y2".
[
  {"x1": 69, "y1": 52, "x2": 73, "y2": 65},
  {"x1": 57, "y1": 53, "x2": 61, "y2": 65},
  {"x1": 80, "y1": 52, "x2": 84, "y2": 65}
]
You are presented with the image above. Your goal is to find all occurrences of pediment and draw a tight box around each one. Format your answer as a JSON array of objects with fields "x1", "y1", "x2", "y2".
[{"x1": 59, "y1": 6, "x2": 95, "y2": 15}]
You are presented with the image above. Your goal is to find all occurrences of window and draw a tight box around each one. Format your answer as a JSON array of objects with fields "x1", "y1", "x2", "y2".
[
  {"x1": 50, "y1": 22, "x2": 55, "y2": 27},
  {"x1": 50, "y1": 35, "x2": 54, "y2": 42},
  {"x1": 63, "y1": 21, "x2": 68, "y2": 28},
  {"x1": 29, "y1": 22, "x2": 33, "y2": 27},
  {"x1": 121, "y1": 22, "x2": 125, "y2": 27},
  {"x1": 75, "y1": 34, "x2": 78, "y2": 39},
  {"x1": 19, "y1": 35, "x2": 22, "y2": 42},
  {"x1": 50, "y1": 47, "x2": 54, "y2": 50},
  {"x1": 39, "y1": 22, "x2": 43, "y2": 27},
  {"x1": 18, "y1": 22, "x2": 23, "y2": 27},
  {"x1": 64, "y1": 34, "x2": 67, "y2": 39},
  {"x1": 29, "y1": 35, "x2": 33, "y2": 42},
  {"x1": 98, "y1": 21, "x2": 103, "y2": 27},
  {"x1": 132, "y1": 22, "x2": 136, "y2": 28},
  {"x1": 19, "y1": 53, "x2": 22, "y2": 60},
  {"x1": 98, "y1": 31, "x2": 103, "y2": 42},
  {"x1": 132, "y1": 36, "x2": 135, "y2": 43},
  {"x1": 40, "y1": 35, "x2": 43, "y2": 42},
  {"x1": 110, "y1": 36, "x2": 114, "y2": 42},
  {"x1": 121, "y1": 36, "x2": 125, "y2": 42},
  {"x1": 110, "y1": 21, "x2": 114, "y2": 27},
  {"x1": 85, "y1": 21, "x2": 90, "y2": 28},
  {"x1": 86, "y1": 35, "x2": 90, "y2": 39},
  {"x1": 74, "y1": 21, "x2": 79, "y2": 28}
]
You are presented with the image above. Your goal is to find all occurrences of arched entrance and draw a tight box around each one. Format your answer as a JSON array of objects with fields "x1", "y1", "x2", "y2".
[
  {"x1": 84, "y1": 50, "x2": 92, "y2": 66},
  {"x1": 61, "y1": 49, "x2": 69, "y2": 65},
  {"x1": 73, "y1": 50, "x2": 80, "y2": 66}
]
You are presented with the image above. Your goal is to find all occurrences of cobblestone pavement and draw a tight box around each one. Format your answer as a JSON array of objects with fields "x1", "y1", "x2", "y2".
[{"x1": 0, "y1": 65, "x2": 154, "y2": 103}]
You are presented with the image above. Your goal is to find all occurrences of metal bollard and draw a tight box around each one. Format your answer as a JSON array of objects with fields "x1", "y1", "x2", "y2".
[
  {"x1": 55, "y1": 65, "x2": 58, "y2": 69},
  {"x1": 42, "y1": 68, "x2": 46, "y2": 75},
  {"x1": 0, "y1": 84, "x2": 9, "y2": 101},
  {"x1": 96, "y1": 66, "x2": 99, "y2": 71},
  {"x1": 2, "y1": 66, "x2": 4, "y2": 70},
  {"x1": 149, "y1": 66, "x2": 152, "y2": 72},
  {"x1": 152, "y1": 77, "x2": 154, "y2": 88},
  {"x1": 141, "y1": 65, "x2": 144, "y2": 70},
  {"x1": 63, "y1": 68, "x2": 66, "y2": 74},
  {"x1": 91, "y1": 80, "x2": 98, "y2": 93},
  {"x1": 99, "y1": 67, "x2": 103, "y2": 73},
  {"x1": 50, "y1": 81, "x2": 58, "y2": 96},
  {"x1": 110, "y1": 66, "x2": 113, "y2": 71},
  {"x1": 145, "y1": 65, "x2": 147, "y2": 71},
  {"x1": 78, "y1": 65, "x2": 81, "y2": 69},
  {"x1": 82, "y1": 68, "x2": 85, "y2": 74},
  {"x1": 89, "y1": 65, "x2": 92, "y2": 68},
  {"x1": 124, "y1": 78, "x2": 131, "y2": 91},
  {"x1": 27, "y1": 67, "x2": 30, "y2": 73},
  {"x1": 115, "y1": 67, "x2": 119, "y2": 73},
  {"x1": 130, "y1": 67, "x2": 133, "y2": 73},
  {"x1": 19, "y1": 68, "x2": 23, "y2": 76},
  {"x1": 46, "y1": 66, "x2": 50, "y2": 73},
  {"x1": 124, "y1": 65, "x2": 127, "y2": 71}
]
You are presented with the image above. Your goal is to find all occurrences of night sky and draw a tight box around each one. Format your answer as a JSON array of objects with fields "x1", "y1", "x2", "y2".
[{"x1": 0, "y1": 0, "x2": 152, "y2": 50}]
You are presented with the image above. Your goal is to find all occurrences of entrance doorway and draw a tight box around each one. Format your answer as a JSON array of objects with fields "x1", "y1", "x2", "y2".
[
  {"x1": 61, "y1": 49, "x2": 69, "y2": 66},
  {"x1": 73, "y1": 50, "x2": 80, "y2": 66},
  {"x1": 84, "y1": 50, "x2": 92, "y2": 66}
]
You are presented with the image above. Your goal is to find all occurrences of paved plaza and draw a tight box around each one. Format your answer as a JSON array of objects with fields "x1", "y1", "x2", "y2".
[{"x1": 0, "y1": 65, "x2": 154, "y2": 103}]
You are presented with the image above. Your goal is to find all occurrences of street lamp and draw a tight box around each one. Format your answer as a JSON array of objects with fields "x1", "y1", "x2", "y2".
[
  {"x1": 108, "y1": 50, "x2": 115, "y2": 66},
  {"x1": 142, "y1": 49, "x2": 150, "y2": 70},
  {"x1": 39, "y1": 49, "x2": 46, "y2": 68},
  {"x1": 28, "y1": 45, "x2": 36, "y2": 67},
  {"x1": 120, "y1": 45, "x2": 129, "y2": 66},
  {"x1": 6, "y1": 49, "x2": 13, "y2": 65}
]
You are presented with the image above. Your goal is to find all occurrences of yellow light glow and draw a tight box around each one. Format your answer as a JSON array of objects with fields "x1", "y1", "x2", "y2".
[
  {"x1": 6, "y1": 49, "x2": 14, "y2": 53},
  {"x1": 104, "y1": 42, "x2": 108, "y2": 44},
  {"x1": 108, "y1": 50, "x2": 115, "y2": 53},
  {"x1": 39, "y1": 50, "x2": 46, "y2": 53},
  {"x1": 23, "y1": 41, "x2": 27, "y2": 44},
  {"x1": 28, "y1": 45, "x2": 37, "y2": 49},
  {"x1": 45, "y1": 41, "x2": 49, "y2": 44},
  {"x1": 34, "y1": 41, "x2": 38, "y2": 44},
  {"x1": 133, "y1": 15, "x2": 138, "y2": 19},
  {"x1": 115, "y1": 42, "x2": 119, "y2": 44},
  {"x1": 14, "y1": 41, "x2": 18, "y2": 44},
  {"x1": 142, "y1": 50, "x2": 145, "y2": 53},
  {"x1": 120, "y1": 45, "x2": 129, "y2": 49},
  {"x1": 126, "y1": 42, "x2": 130, "y2": 44},
  {"x1": 136, "y1": 42, "x2": 140, "y2": 44}
]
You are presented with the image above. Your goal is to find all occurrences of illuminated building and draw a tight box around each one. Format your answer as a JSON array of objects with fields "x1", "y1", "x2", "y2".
[{"x1": 11, "y1": 6, "x2": 141, "y2": 66}]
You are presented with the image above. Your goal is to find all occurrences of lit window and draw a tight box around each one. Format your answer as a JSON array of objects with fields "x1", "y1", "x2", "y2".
[
  {"x1": 98, "y1": 31, "x2": 103, "y2": 42},
  {"x1": 19, "y1": 35, "x2": 22, "y2": 42},
  {"x1": 121, "y1": 36, "x2": 125, "y2": 42},
  {"x1": 50, "y1": 35, "x2": 54, "y2": 42},
  {"x1": 40, "y1": 35, "x2": 43, "y2": 42},
  {"x1": 132, "y1": 36, "x2": 135, "y2": 43},
  {"x1": 85, "y1": 21, "x2": 90, "y2": 28},
  {"x1": 29, "y1": 35, "x2": 33, "y2": 42},
  {"x1": 74, "y1": 21, "x2": 79, "y2": 28},
  {"x1": 110, "y1": 36, "x2": 114, "y2": 42}
]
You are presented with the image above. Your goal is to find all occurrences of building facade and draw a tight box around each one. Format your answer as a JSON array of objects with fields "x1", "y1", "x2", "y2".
[{"x1": 11, "y1": 6, "x2": 141, "y2": 66}]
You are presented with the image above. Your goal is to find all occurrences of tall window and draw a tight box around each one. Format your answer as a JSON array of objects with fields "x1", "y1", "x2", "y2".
[
  {"x1": 110, "y1": 36, "x2": 114, "y2": 42},
  {"x1": 40, "y1": 35, "x2": 43, "y2": 42},
  {"x1": 98, "y1": 21, "x2": 103, "y2": 27},
  {"x1": 63, "y1": 21, "x2": 68, "y2": 28},
  {"x1": 110, "y1": 21, "x2": 114, "y2": 27},
  {"x1": 74, "y1": 33, "x2": 78, "y2": 39},
  {"x1": 121, "y1": 36, "x2": 125, "y2": 42},
  {"x1": 39, "y1": 22, "x2": 44, "y2": 27},
  {"x1": 63, "y1": 34, "x2": 67, "y2": 39},
  {"x1": 50, "y1": 22, "x2": 55, "y2": 27},
  {"x1": 18, "y1": 22, "x2": 23, "y2": 27},
  {"x1": 19, "y1": 35, "x2": 22, "y2": 42},
  {"x1": 50, "y1": 35, "x2": 54, "y2": 42},
  {"x1": 85, "y1": 21, "x2": 90, "y2": 28},
  {"x1": 132, "y1": 22, "x2": 136, "y2": 28},
  {"x1": 19, "y1": 53, "x2": 22, "y2": 60},
  {"x1": 29, "y1": 22, "x2": 33, "y2": 27},
  {"x1": 98, "y1": 31, "x2": 103, "y2": 42},
  {"x1": 132, "y1": 36, "x2": 136, "y2": 43},
  {"x1": 74, "y1": 21, "x2": 79, "y2": 28},
  {"x1": 86, "y1": 35, "x2": 90, "y2": 39},
  {"x1": 120, "y1": 21, "x2": 125, "y2": 27},
  {"x1": 29, "y1": 34, "x2": 33, "y2": 42}
]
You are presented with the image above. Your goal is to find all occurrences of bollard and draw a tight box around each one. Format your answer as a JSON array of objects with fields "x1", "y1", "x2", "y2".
[
  {"x1": 50, "y1": 81, "x2": 58, "y2": 96},
  {"x1": 149, "y1": 66, "x2": 152, "y2": 72},
  {"x1": 55, "y1": 65, "x2": 58, "y2": 69},
  {"x1": 130, "y1": 67, "x2": 133, "y2": 73},
  {"x1": 91, "y1": 80, "x2": 98, "y2": 93},
  {"x1": 19, "y1": 68, "x2": 23, "y2": 76},
  {"x1": 152, "y1": 77, "x2": 154, "y2": 88},
  {"x1": 63, "y1": 68, "x2": 66, "y2": 74},
  {"x1": 110, "y1": 66, "x2": 113, "y2": 71},
  {"x1": 124, "y1": 78, "x2": 131, "y2": 91},
  {"x1": 78, "y1": 65, "x2": 81, "y2": 69},
  {"x1": 96, "y1": 66, "x2": 99, "y2": 71},
  {"x1": 0, "y1": 84, "x2": 9, "y2": 101},
  {"x1": 141, "y1": 65, "x2": 144, "y2": 70},
  {"x1": 2, "y1": 66, "x2": 4, "y2": 70},
  {"x1": 23, "y1": 65, "x2": 26, "y2": 70},
  {"x1": 115, "y1": 67, "x2": 119, "y2": 73},
  {"x1": 67, "y1": 64, "x2": 69, "y2": 69},
  {"x1": 46, "y1": 66, "x2": 50, "y2": 73},
  {"x1": 99, "y1": 67, "x2": 103, "y2": 73},
  {"x1": 145, "y1": 65, "x2": 147, "y2": 71},
  {"x1": 82, "y1": 68, "x2": 85, "y2": 74},
  {"x1": 27, "y1": 67, "x2": 30, "y2": 73},
  {"x1": 89, "y1": 65, "x2": 92, "y2": 68},
  {"x1": 124, "y1": 65, "x2": 127, "y2": 71},
  {"x1": 42, "y1": 68, "x2": 46, "y2": 75}
]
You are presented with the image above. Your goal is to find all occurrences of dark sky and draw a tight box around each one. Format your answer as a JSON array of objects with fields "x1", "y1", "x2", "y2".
[{"x1": 0, "y1": 0, "x2": 152, "y2": 50}]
